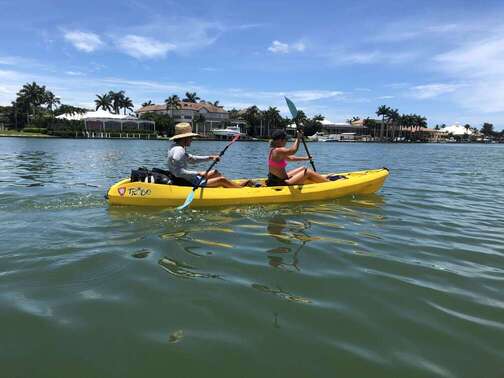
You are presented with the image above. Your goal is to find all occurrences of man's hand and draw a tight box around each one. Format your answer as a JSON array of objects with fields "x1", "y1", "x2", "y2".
[{"x1": 210, "y1": 155, "x2": 220, "y2": 161}]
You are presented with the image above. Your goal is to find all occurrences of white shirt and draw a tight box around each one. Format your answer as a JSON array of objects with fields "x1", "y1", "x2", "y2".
[{"x1": 167, "y1": 145, "x2": 210, "y2": 183}]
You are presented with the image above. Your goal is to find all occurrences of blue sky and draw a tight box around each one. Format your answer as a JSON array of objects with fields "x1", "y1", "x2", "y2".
[{"x1": 1, "y1": 0, "x2": 504, "y2": 129}]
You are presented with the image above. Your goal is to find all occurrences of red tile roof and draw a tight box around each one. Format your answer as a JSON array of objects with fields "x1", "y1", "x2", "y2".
[{"x1": 138, "y1": 101, "x2": 226, "y2": 114}]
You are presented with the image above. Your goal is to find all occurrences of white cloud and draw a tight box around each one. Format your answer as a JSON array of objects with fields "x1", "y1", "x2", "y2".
[
  {"x1": 268, "y1": 40, "x2": 305, "y2": 54},
  {"x1": 65, "y1": 71, "x2": 85, "y2": 76},
  {"x1": 371, "y1": 21, "x2": 466, "y2": 43},
  {"x1": 433, "y1": 34, "x2": 504, "y2": 112},
  {"x1": 63, "y1": 30, "x2": 103, "y2": 52},
  {"x1": 410, "y1": 84, "x2": 461, "y2": 99},
  {"x1": 268, "y1": 40, "x2": 289, "y2": 54},
  {"x1": 287, "y1": 90, "x2": 342, "y2": 102},
  {"x1": 435, "y1": 36, "x2": 504, "y2": 77},
  {"x1": 117, "y1": 35, "x2": 176, "y2": 59},
  {"x1": 0, "y1": 56, "x2": 23, "y2": 65},
  {"x1": 113, "y1": 17, "x2": 224, "y2": 55},
  {"x1": 0, "y1": 69, "x2": 21, "y2": 79},
  {"x1": 292, "y1": 42, "x2": 306, "y2": 52},
  {"x1": 326, "y1": 49, "x2": 417, "y2": 65}
]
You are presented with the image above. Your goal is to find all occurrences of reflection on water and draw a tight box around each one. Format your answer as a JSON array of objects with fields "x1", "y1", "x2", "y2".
[
  {"x1": 266, "y1": 215, "x2": 310, "y2": 271},
  {"x1": 251, "y1": 283, "x2": 312, "y2": 304},
  {"x1": 158, "y1": 257, "x2": 222, "y2": 279}
]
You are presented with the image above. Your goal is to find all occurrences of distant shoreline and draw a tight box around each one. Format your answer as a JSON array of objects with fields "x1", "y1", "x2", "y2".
[{"x1": 1, "y1": 133, "x2": 502, "y2": 144}]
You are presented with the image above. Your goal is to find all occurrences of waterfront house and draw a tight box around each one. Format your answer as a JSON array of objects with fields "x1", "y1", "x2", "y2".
[
  {"x1": 137, "y1": 102, "x2": 229, "y2": 136},
  {"x1": 54, "y1": 109, "x2": 155, "y2": 138},
  {"x1": 321, "y1": 120, "x2": 368, "y2": 136}
]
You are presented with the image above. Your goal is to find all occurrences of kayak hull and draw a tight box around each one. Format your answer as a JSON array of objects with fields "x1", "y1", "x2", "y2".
[{"x1": 106, "y1": 168, "x2": 389, "y2": 208}]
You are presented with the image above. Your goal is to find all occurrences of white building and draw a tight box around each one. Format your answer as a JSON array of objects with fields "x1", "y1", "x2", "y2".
[
  {"x1": 442, "y1": 123, "x2": 473, "y2": 136},
  {"x1": 55, "y1": 109, "x2": 155, "y2": 138}
]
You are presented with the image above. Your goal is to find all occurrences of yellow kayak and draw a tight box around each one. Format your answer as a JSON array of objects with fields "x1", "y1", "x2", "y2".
[{"x1": 106, "y1": 168, "x2": 389, "y2": 208}]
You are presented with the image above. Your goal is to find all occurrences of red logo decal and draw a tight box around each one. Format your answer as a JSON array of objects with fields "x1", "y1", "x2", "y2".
[{"x1": 118, "y1": 187, "x2": 126, "y2": 196}]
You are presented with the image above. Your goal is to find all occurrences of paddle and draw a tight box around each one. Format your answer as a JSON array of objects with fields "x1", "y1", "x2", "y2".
[
  {"x1": 176, "y1": 134, "x2": 240, "y2": 210},
  {"x1": 285, "y1": 97, "x2": 317, "y2": 171}
]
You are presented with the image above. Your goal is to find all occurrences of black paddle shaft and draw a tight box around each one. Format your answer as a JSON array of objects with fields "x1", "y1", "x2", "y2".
[
  {"x1": 295, "y1": 121, "x2": 317, "y2": 172},
  {"x1": 193, "y1": 136, "x2": 239, "y2": 190}
]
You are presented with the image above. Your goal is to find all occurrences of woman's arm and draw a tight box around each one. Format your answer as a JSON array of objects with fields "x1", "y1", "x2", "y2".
[
  {"x1": 187, "y1": 153, "x2": 211, "y2": 162},
  {"x1": 286, "y1": 155, "x2": 309, "y2": 161},
  {"x1": 273, "y1": 131, "x2": 302, "y2": 158}
]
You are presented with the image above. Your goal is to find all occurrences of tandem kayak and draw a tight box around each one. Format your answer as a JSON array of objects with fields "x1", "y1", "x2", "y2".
[{"x1": 106, "y1": 168, "x2": 389, "y2": 208}]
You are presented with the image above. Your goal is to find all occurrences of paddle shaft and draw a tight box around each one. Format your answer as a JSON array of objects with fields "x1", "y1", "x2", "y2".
[
  {"x1": 192, "y1": 135, "x2": 240, "y2": 191},
  {"x1": 285, "y1": 97, "x2": 317, "y2": 172},
  {"x1": 294, "y1": 120, "x2": 317, "y2": 172}
]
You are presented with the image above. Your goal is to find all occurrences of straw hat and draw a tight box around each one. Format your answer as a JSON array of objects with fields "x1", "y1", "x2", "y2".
[{"x1": 169, "y1": 122, "x2": 199, "y2": 140}]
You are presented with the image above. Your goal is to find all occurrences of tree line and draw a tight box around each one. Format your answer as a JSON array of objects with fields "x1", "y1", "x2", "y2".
[
  {"x1": 0, "y1": 82, "x2": 88, "y2": 129},
  {"x1": 358, "y1": 105, "x2": 502, "y2": 141},
  {"x1": 357, "y1": 105, "x2": 429, "y2": 142},
  {"x1": 1, "y1": 82, "x2": 502, "y2": 140}
]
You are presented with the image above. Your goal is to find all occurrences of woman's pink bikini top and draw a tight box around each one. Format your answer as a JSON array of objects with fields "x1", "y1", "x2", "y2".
[{"x1": 268, "y1": 148, "x2": 287, "y2": 169}]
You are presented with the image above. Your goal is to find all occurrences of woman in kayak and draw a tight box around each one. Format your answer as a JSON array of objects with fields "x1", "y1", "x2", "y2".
[
  {"x1": 267, "y1": 129, "x2": 332, "y2": 186},
  {"x1": 168, "y1": 123, "x2": 252, "y2": 188}
]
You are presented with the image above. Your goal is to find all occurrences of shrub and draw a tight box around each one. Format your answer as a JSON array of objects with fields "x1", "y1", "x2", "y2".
[{"x1": 23, "y1": 128, "x2": 48, "y2": 134}]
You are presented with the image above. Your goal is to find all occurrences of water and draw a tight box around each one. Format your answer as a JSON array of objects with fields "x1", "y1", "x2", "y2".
[{"x1": 1, "y1": 138, "x2": 503, "y2": 377}]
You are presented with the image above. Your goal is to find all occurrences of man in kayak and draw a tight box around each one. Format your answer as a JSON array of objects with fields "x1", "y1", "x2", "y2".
[
  {"x1": 168, "y1": 123, "x2": 252, "y2": 188},
  {"x1": 267, "y1": 130, "x2": 333, "y2": 186}
]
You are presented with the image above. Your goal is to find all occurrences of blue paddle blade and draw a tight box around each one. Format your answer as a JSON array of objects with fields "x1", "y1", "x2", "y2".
[
  {"x1": 176, "y1": 190, "x2": 195, "y2": 210},
  {"x1": 285, "y1": 97, "x2": 298, "y2": 118}
]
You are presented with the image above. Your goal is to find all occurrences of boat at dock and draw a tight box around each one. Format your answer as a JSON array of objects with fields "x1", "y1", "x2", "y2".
[{"x1": 211, "y1": 125, "x2": 244, "y2": 138}]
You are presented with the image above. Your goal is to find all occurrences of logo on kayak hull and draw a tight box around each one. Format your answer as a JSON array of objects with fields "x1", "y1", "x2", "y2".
[{"x1": 118, "y1": 187, "x2": 126, "y2": 196}]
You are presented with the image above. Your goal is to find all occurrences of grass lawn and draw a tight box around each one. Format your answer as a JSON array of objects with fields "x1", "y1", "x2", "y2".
[{"x1": 0, "y1": 129, "x2": 54, "y2": 138}]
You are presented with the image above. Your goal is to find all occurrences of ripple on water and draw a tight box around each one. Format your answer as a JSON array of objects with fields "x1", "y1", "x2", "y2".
[{"x1": 1, "y1": 140, "x2": 504, "y2": 377}]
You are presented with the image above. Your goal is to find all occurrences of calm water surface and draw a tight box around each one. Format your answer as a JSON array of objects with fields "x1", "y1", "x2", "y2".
[{"x1": 1, "y1": 138, "x2": 503, "y2": 377}]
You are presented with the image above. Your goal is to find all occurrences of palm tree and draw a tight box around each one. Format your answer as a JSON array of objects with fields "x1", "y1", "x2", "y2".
[
  {"x1": 388, "y1": 108, "x2": 400, "y2": 141},
  {"x1": 243, "y1": 106, "x2": 262, "y2": 136},
  {"x1": 411, "y1": 114, "x2": 427, "y2": 141},
  {"x1": 95, "y1": 94, "x2": 113, "y2": 112},
  {"x1": 399, "y1": 114, "x2": 412, "y2": 141},
  {"x1": 120, "y1": 96, "x2": 134, "y2": 115},
  {"x1": 108, "y1": 90, "x2": 125, "y2": 114},
  {"x1": 264, "y1": 106, "x2": 283, "y2": 135},
  {"x1": 142, "y1": 100, "x2": 153, "y2": 107},
  {"x1": 481, "y1": 122, "x2": 494, "y2": 136},
  {"x1": 165, "y1": 95, "x2": 181, "y2": 119},
  {"x1": 56, "y1": 104, "x2": 87, "y2": 116},
  {"x1": 183, "y1": 92, "x2": 200, "y2": 103},
  {"x1": 193, "y1": 113, "x2": 206, "y2": 134},
  {"x1": 376, "y1": 105, "x2": 390, "y2": 142},
  {"x1": 305, "y1": 114, "x2": 325, "y2": 136},
  {"x1": 17, "y1": 82, "x2": 47, "y2": 122},
  {"x1": 212, "y1": 101, "x2": 220, "y2": 107},
  {"x1": 464, "y1": 123, "x2": 471, "y2": 141},
  {"x1": 364, "y1": 118, "x2": 380, "y2": 139},
  {"x1": 44, "y1": 91, "x2": 60, "y2": 112}
]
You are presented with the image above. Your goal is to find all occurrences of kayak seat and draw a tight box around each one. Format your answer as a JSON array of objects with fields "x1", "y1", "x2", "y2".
[{"x1": 328, "y1": 174, "x2": 347, "y2": 181}]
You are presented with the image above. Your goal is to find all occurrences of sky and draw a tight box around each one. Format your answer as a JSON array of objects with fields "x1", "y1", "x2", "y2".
[{"x1": 1, "y1": 0, "x2": 504, "y2": 129}]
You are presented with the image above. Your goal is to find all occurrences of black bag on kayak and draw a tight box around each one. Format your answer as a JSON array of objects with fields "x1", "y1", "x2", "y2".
[
  {"x1": 131, "y1": 167, "x2": 149, "y2": 182},
  {"x1": 130, "y1": 167, "x2": 170, "y2": 184},
  {"x1": 150, "y1": 168, "x2": 170, "y2": 184}
]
